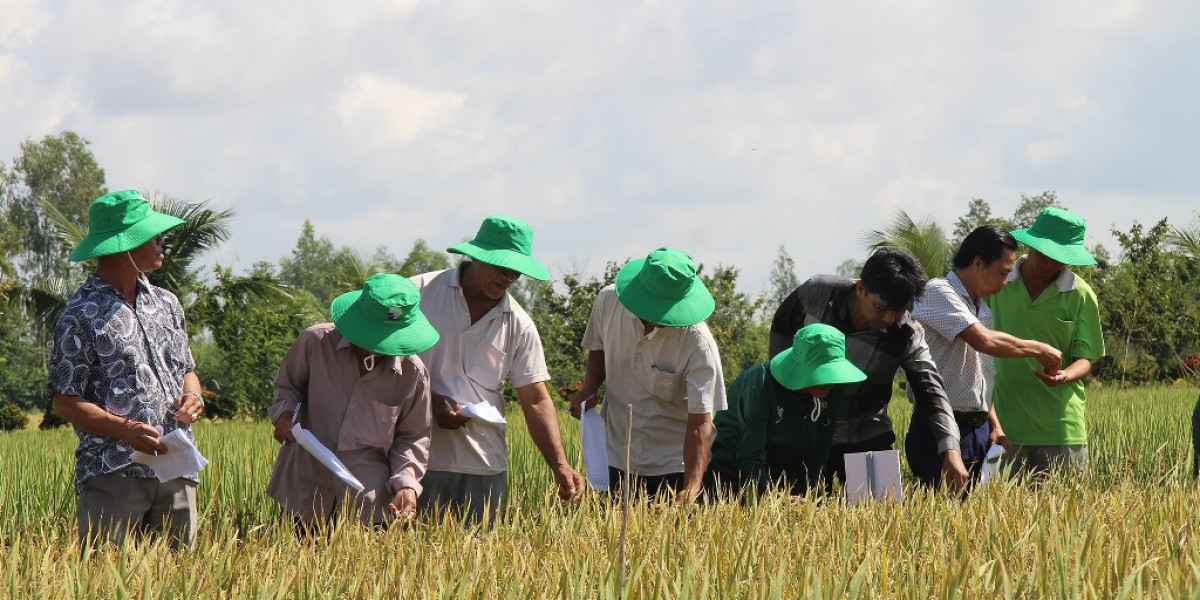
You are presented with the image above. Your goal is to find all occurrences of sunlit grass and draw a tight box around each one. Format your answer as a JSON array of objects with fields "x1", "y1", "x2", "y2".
[{"x1": 2, "y1": 386, "x2": 1198, "y2": 598}]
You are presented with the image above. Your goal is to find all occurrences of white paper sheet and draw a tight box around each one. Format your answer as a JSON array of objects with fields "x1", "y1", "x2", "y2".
[
  {"x1": 462, "y1": 401, "x2": 507, "y2": 424},
  {"x1": 844, "y1": 450, "x2": 902, "y2": 505},
  {"x1": 579, "y1": 399, "x2": 609, "y2": 491},
  {"x1": 290, "y1": 424, "x2": 365, "y2": 493},
  {"x1": 131, "y1": 429, "x2": 208, "y2": 483},
  {"x1": 978, "y1": 443, "x2": 1006, "y2": 486}
]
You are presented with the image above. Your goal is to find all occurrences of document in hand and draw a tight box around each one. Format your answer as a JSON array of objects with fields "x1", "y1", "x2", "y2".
[
  {"x1": 844, "y1": 449, "x2": 903, "y2": 505},
  {"x1": 290, "y1": 424, "x2": 366, "y2": 493},
  {"x1": 978, "y1": 443, "x2": 1006, "y2": 486},
  {"x1": 462, "y1": 401, "x2": 507, "y2": 424},
  {"x1": 579, "y1": 400, "x2": 609, "y2": 491},
  {"x1": 131, "y1": 429, "x2": 208, "y2": 483}
]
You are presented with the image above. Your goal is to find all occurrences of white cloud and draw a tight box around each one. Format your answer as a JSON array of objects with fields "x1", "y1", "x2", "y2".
[
  {"x1": 1025, "y1": 139, "x2": 1069, "y2": 167},
  {"x1": 333, "y1": 74, "x2": 465, "y2": 146},
  {"x1": 0, "y1": 0, "x2": 1197, "y2": 292},
  {"x1": 0, "y1": 0, "x2": 51, "y2": 48}
]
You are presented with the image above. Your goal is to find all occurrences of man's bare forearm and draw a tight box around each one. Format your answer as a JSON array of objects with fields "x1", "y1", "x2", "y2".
[
  {"x1": 681, "y1": 413, "x2": 713, "y2": 500},
  {"x1": 518, "y1": 382, "x2": 571, "y2": 469}
]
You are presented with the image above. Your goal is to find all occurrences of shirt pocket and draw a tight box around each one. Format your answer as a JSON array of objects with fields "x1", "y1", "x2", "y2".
[
  {"x1": 1043, "y1": 316, "x2": 1076, "y2": 353},
  {"x1": 648, "y1": 364, "x2": 682, "y2": 402},
  {"x1": 361, "y1": 397, "x2": 402, "y2": 448},
  {"x1": 466, "y1": 342, "x2": 506, "y2": 392}
]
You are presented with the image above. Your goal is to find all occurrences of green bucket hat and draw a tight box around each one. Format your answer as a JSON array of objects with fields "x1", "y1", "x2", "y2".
[
  {"x1": 70, "y1": 190, "x2": 185, "y2": 261},
  {"x1": 447, "y1": 215, "x2": 550, "y2": 281},
  {"x1": 1011, "y1": 207, "x2": 1097, "y2": 266},
  {"x1": 329, "y1": 274, "x2": 440, "y2": 356},
  {"x1": 615, "y1": 247, "x2": 715, "y2": 327},
  {"x1": 769, "y1": 324, "x2": 867, "y2": 391}
]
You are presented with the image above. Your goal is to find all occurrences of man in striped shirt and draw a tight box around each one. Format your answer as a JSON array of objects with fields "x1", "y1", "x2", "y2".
[{"x1": 905, "y1": 226, "x2": 1061, "y2": 488}]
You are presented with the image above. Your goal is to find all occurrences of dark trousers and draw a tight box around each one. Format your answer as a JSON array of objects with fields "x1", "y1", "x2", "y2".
[
  {"x1": 608, "y1": 467, "x2": 684, "y2": 501},
  {"x1": 905, "y1": 410, "x2": 991, "y2": 489},
  {"x1": 1192, "y1": 394, "x2": 1200, "y2": 479},
  {"x1": 822, "y1": 431, "x2": 896, "y2": 492}
]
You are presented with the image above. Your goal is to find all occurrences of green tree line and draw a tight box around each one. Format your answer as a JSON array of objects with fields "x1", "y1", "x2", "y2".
[{"x1": 1, "y1": 132, "x2": 1196, "y2": 429}]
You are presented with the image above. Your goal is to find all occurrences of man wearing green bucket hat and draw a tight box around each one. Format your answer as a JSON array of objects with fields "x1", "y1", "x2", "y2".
[
  {"x1": 411, "y1": 216, "x2": 583, "y2": 526},
  {"x1": 706, "y1": 324, "x2": 867, "y2": 498},
  {"x1": 569, "y1": 247, "x2": 727, "y2": 503},
  {"x1": 989, "y1": 207, "x2": 1105, "y2": 476},
  {"x1": 267, "y1": 274, "x2": 440, "y2": 528},
  {"x1": 49, "y1": 190, "x2": 206, "y2": 547}
]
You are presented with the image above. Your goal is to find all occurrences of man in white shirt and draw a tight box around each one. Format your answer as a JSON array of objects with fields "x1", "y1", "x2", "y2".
[
  {"x1": 569, "y1": 247, "x2": 726, "y2": 503},
  {"x1": 413, "y1": 215, "x2": 583, "y2": 526},
  {"x1": 905, "y1": 225, "x2": 1062, "y2": 487}
]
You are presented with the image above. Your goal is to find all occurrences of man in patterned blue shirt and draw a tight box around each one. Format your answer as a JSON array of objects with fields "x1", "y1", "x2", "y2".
[{"x1": 49, "y1": 190, "x2": 207, "y2": 547}]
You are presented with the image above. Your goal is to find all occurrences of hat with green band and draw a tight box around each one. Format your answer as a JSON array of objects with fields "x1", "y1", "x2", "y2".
[
  {"x1": 769, "y1": 324, "x2": 867, "y2": 391},
  {"x1": 1011, "y1": 207, "x2": 1097, "y2": 267},
  {"x1": 615, "y1": 247, "x2": 714, "y2": 327},
  {"x1": 447, "y1": 215, "x2": 550, "y2": 281},
  {"x1": 330, "y1": 274, "x2": 440, "y2": 356},
  {"x1": 70, "y1": 190, "x2": 185, "y2": 261}
]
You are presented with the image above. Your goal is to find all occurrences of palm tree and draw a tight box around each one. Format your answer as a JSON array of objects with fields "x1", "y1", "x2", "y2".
[
  {"x1": 145, "y1": 193, "x2": 235, "y2": 298},
  {"x1": 863, "y1": 209, "x2": 952, "y2": 279},
  {"x1": 1167, "y1": 223, "x2": 1200, "y2": 259}
]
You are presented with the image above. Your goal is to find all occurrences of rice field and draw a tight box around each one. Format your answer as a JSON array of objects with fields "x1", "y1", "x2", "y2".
[{"x1": 2, "y1": 385, "x2": 1199, "y2": 599}]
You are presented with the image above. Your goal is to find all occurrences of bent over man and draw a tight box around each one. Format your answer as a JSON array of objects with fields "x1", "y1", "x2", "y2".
[
  {"x1": 570, "y1": 247, "x2": 726, "y2": 503},
  {"x1": 769, "y1": 248, "x2": 969, "y2": 491},
  {"x1": 267, "y1": 274, "x2": 438, "y2": 528},
  {"x1": 706, "y1": 324, "x2": 867, "y2": 498}
]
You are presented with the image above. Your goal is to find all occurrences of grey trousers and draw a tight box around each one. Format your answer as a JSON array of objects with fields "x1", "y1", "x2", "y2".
[
  {"x1": 417, "y1": 470, "x2": 506, "y2": 527},
  {"x1": 1008, "y1": 444, "x2": 1088, "y2": 477},
  {"x1": 77, "y1": 472, "x2": 197, "y2": 548}
]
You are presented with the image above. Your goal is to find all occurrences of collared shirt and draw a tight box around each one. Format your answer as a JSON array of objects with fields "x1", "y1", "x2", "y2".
[
  {"x1": 708, "y1": 362, "x2": 833, "y2": 496},
  {"x1": 909, "y1": 272, "x2": 995, "y2": 413},
  {"x1": 48, "y1": 273, "x2": 198, "y2": 493},
  {"x1": 990, "y1": 256, "x2": 1105, "y2": 446},
  {"x1": 411, "y1": 266, "x2": 550, "y2": 475},
  {"x1": 266, "y1": 323, "x2": 431, "y2": 525},
  {"x1": 582, "y1": 286, "x2": 726, "y2": 476},
  {"x1": 769, "y1": 275, "x2": 959, "y2": 455}
]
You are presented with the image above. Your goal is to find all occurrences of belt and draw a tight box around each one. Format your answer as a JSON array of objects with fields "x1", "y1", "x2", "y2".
[{"x1": 953, "y1": 411, "x2": 989, "y2": 428}]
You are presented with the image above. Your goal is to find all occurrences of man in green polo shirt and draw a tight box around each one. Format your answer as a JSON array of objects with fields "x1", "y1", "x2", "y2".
[{"x1": 990, "y1": 207, "x2": 1105, "y2": 476}]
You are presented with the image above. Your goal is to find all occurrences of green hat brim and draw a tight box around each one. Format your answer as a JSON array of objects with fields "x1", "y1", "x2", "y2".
[
  {"x1": 447, "y1": 242, "x2": 550, "y2": 281},
  {"x1": 614, "y1": 258, "x2": 715, "y2": 327},
  {"x1": 330, "y1": 290, "x2": 440, "y2": 356},
  {"x1": 1011, "y1": 228, "x2": 1097, "y2": 267},
  {"x1": 770, "y1": 350, "x2": 867, "y2": 391},
  {"x1": 70, "y1": 211, "x2": 185, "y2": 261}
]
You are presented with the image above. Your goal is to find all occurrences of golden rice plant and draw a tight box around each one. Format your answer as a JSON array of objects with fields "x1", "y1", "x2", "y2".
[{"x1": 1, "y1": 386, "x2": 1198, "y2": 599}]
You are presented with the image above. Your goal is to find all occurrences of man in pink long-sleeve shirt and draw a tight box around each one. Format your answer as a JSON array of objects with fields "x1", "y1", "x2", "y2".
[{"x1": 266, "y1": 274, "x2": 440, "y2": 528}]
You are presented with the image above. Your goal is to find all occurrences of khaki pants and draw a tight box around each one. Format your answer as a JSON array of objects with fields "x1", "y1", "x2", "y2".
[
  {"x1": 417, "y1": 470, "x2": 506, "y2": 527},
  {"x1": 1008, "y1": 444, "x2": 1088, "y2": 478},
  {"x1": 77, "y1": 472, "x2": 197, "y2": 548}
]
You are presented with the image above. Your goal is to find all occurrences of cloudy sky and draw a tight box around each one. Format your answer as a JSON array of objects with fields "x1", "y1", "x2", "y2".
[{"x1": 2, "y1": 0, "x2": 1197, "y2": 293}]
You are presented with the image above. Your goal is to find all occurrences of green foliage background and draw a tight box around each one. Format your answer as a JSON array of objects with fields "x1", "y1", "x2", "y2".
[
  {"x1": 2, "y1": 386, "x2": 1199, "y2": 598},
  {"x1": 0, "y1": 131, "x2": 1198, "y2": 427}
]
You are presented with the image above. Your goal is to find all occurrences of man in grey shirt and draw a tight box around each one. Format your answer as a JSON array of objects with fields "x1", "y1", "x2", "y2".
[{"x1": 769, "y1": 248, "x2": 968, "y2": 491}]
